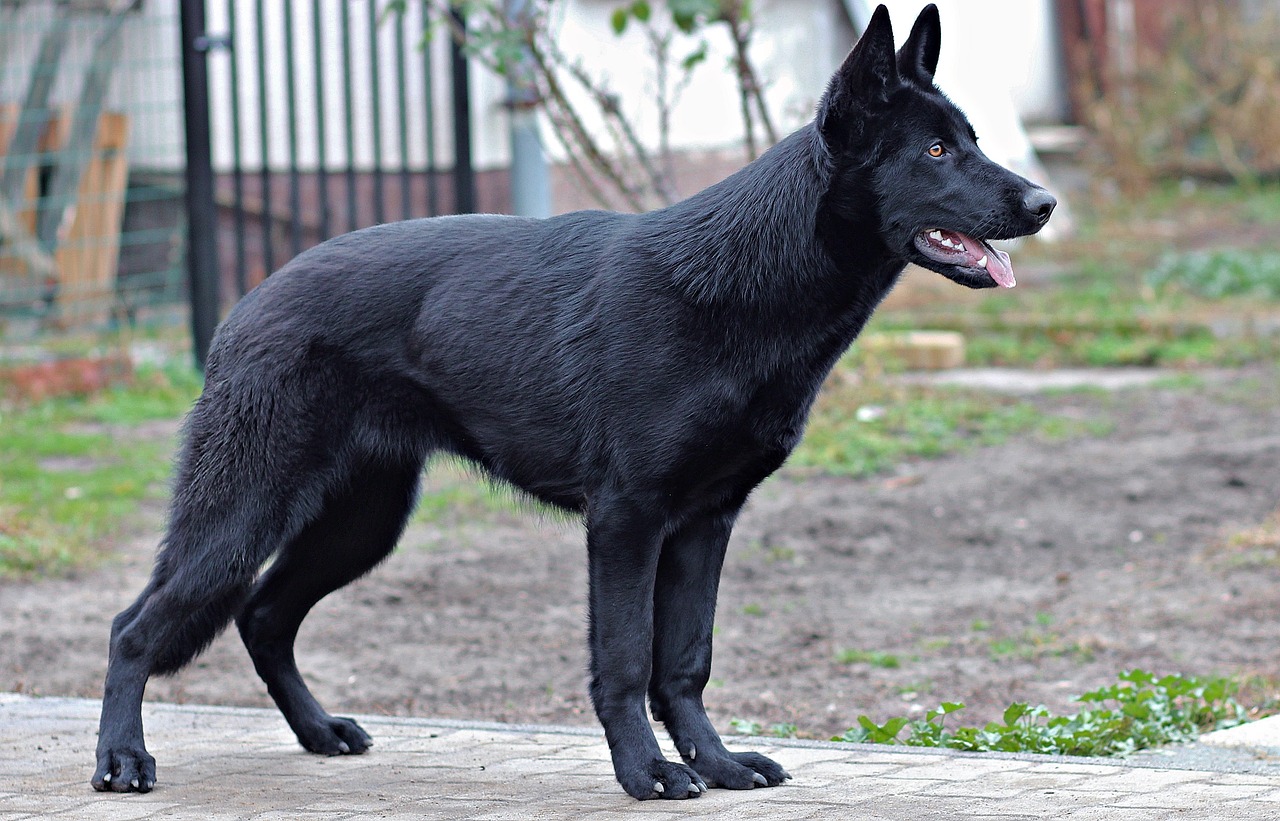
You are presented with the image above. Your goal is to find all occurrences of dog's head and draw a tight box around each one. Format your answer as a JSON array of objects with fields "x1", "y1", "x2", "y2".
[{"x1": 816, "y1": 4, "x2": 1055, "y2": 289}]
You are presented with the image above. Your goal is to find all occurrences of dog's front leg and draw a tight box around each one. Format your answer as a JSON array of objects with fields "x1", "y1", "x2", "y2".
[
  {"x1": 586, "y1": 495, "x2": 706, "y2": 800},
  {"x1": 648, "y1": 513, "x2": 791, "y2": 790}
]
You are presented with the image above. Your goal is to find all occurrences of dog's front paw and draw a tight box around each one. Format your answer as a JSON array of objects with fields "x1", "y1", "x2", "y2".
[
  {"x1": 690, "y1": 749, "x2": 791, "y2": 790},
  {"x1": 296, "y1": 715, "x2": 373, "y2": 755},
  {"x1": 92, "y1": 745, "x2": 156, "y2": 793},
  {"x1": 617, "y1": 758, "x2": 708, "y2": 800}
]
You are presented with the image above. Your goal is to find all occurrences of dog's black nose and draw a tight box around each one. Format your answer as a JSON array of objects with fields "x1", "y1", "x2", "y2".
[{"x1": 1022, "y1": 188, "x2": 1056, "y2": 225}]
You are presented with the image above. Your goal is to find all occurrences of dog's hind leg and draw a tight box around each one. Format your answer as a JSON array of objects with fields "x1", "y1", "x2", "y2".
[
  {"x1": 649, "y1": 512, "x2": 790, "y2": 790},
  {"x1": 93, "y1": 518, "x2": 280, "y2": 792},
  {"x1": 235, "y1": 459, "x2": 422, "y2": 756}
]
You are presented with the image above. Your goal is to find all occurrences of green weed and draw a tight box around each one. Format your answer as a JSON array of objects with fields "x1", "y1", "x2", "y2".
[
  {"x1": 834, "y1": 670, "x2": 1248, "y2": 757},
  {"x1": 1147, "y1": 249, "x2": 1280, "y2": 300}
]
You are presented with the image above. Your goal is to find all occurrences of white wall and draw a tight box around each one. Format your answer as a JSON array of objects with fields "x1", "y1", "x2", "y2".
[
  {"x1": 539, "y1": 0, "x2": 858, "y2": 160},
  {"x1": 204, "y1": 0, "x2": 462, "y2": 173},
  {"x1": 872, "y1": 0, "x2": 1068, "y2": 124},
  {"x1": 1, "y1": 0, "x2": 1068, "y2": 174}
]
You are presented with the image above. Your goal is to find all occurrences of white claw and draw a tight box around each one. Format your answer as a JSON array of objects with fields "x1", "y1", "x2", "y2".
[
  {"x1": 753, "y1": 772, "x2": 768, "y2": 786},
  {"x1": 686, "y1": 743, "x2": 696, "y2": 760},
  {"x1": 689, "y1": 783, "x2": 702, "y2": 794},
  {"x1": 102, "y1": 773, "x2": 111, "y2": 783},
  {"x1": 131, "y1": 778, "x2": 140, "y2": 789},
  {"x1": 654, "y1": 782, "x2": 664, "y2": 794}
]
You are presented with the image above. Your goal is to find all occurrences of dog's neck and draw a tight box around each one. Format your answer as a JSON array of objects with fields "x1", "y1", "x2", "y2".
[{"x1": 639, "y1": 126, "x2": 905, "y2": 326}]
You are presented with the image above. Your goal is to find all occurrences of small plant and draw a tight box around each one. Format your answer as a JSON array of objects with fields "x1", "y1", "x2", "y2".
[
  {"x1": 833, "y1": 670, "x2": 1249, "y2": 757},
  {"x1": 836, "y1": 648, "x2": 901, "y2": 669}
]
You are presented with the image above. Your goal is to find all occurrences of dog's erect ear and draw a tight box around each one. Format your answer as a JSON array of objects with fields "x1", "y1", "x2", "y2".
[
  {"x1": 897, "y1": 3, "x2": 941, "y2": 84},
  {"x1": 817, "y1": 4, "x2": 898, "y2": 148}
]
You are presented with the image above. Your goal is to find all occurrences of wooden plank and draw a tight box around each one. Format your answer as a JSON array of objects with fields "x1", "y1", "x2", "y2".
[
  {"x1": 864, "y1": 331, "x2": 967, "y2": 371},
  {"x1": 49, "y1": 110, "x2": 130, "y2": 327},
  {"x1": 0, "y1": 103, "x2": 54, "y2": 291}
]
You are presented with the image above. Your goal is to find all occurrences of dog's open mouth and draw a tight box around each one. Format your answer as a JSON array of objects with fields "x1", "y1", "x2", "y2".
[{"x1": 913, "y1": 229, "x2": 1015, "y2": 288}]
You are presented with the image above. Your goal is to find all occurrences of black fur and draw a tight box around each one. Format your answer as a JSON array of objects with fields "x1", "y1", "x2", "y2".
[{"x1": 93, "y1": 4, "x2": 1054, "y2": 800}]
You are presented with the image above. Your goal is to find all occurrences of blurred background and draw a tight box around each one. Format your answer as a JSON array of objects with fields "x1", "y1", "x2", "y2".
[{"x1": 1, "y1": 0, "x2": 1277, "y2": 373}]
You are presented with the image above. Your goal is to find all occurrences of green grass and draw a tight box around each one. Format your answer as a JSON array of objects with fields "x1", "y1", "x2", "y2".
[
  {"x1": 788, "y1": 356, "x2": 1085, "y2": 477},
  {"x1": 729, "y1": 718, "x2": 798, "y2": 739},
  {"x1": 0, "y1": 364, "x2": 202, "y2": 577},
  {"x1": 1147, "y1": 248, "x2": 1280, "y2": 300},
  {"x1": 836, "y1": 649, "x2": 902, "y2": 669},
  {"x1": 413, "y1": 457, "x2": 526, "y2": 525}
]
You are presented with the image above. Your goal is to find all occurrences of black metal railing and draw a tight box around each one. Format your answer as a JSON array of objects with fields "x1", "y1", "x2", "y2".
[{"x1": 181, "y1": 0, "x2": 476, "y2": 367}]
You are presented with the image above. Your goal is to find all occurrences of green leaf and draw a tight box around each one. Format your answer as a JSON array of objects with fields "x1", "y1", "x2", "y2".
[
  {"x1": 610, "y1": 7, "x2": 629, "y2": 34},
  {"x1": 680, "y1": 41, "x2": 709, "y2": 72},
  {"x1": 630, "y1": 0, "x2": 651, "y2": 23},
  {"x1": 1003, "y1": 702, "x2": 1029, "y2": 727}
]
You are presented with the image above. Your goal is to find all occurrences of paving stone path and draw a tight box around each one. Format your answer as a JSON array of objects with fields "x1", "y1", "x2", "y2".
[{"x1": 4, "y1": 695, "x2": 1280, "y2": 820}]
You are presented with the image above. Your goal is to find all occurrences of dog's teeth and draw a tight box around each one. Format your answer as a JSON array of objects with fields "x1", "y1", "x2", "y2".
[
  {"x1": 955, "y1": 242, "x2": 965, "y2": 251},
  {"x1": 928, "y1": 230, "x2": 943, "y2": 241},
  {"x1": 977, "y1": 254, "x2": 987, "y2": 268}
]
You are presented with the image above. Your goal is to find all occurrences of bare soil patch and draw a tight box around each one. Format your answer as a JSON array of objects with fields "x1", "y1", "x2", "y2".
[{"x1": 4, "y1": 367, "x2": 1279, "y2": 741}]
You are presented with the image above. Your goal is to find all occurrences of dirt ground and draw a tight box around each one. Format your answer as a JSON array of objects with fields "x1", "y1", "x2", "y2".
[{"x1": 3, "y1": 366, "x2": 1280, "y2": 742}]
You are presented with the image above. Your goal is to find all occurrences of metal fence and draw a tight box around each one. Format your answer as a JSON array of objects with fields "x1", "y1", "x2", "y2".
[
  {"x1": 1, "y1": 1, "x2": 480, "y2": 366},
  {"x1": 184, "y1": 0, "x2": 480, "y2": 365},
  {"x1": 1, "y1": 1, "x2": 187, "y2": 341}
]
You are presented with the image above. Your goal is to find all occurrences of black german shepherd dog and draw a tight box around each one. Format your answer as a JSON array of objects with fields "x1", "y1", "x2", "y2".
[{"x1": 94, "y1": 4, "x2": 1053, "y2": 800}]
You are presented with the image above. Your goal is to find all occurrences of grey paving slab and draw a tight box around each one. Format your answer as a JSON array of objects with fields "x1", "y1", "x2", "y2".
[{"x1": 4, "y1": 693, "x2": 1280, "y2": 820}]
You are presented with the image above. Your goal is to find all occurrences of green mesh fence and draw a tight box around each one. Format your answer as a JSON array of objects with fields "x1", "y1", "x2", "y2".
[{"x1": 0, "y1": 2, "x2": 187, "y2": 344}]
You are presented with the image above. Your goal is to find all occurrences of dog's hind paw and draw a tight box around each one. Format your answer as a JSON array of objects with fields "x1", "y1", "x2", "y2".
[
  {"x1": 91, "y1": 746, "x2": 156, "y2": 793},
  {"x1": 618, "y1": 759, "x2": 707, "y2": 800},
  {"x1": 297, "y1": 715, "x2": 373, "y2": 756},
  {"x1": 691, "y1": 750, "x2": 791, "y2": 790}
]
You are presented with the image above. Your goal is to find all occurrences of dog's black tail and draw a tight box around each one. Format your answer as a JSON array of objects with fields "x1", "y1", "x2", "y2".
[{"x1": 112, "y1": 375, "x2": 338, "y2": 677}]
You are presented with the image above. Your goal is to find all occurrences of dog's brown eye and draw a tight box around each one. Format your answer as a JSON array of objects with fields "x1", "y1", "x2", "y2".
[{"x1": 928, "y1": 143, "x2": 945, "y2": 158}]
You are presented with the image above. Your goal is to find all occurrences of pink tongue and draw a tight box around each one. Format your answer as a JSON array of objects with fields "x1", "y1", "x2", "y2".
[
  {"x1": 985, "y1": 245, "x2": 1015, "y2": 288},
  {"x1": 950, "y1": 231, "x2": 1015, "y2": 288}
]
